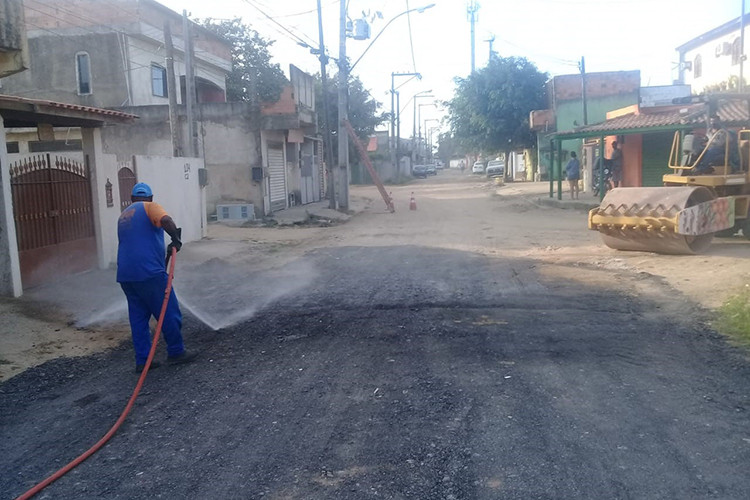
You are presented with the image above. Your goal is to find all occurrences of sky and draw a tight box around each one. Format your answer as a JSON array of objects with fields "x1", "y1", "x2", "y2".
[{"x1": 159, "y1": 0, "x2": 742, "y2": 137}]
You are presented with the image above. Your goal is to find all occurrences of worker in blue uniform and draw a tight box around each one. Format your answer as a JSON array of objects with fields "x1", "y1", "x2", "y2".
[{"x1": 117, "y1": 182, "x2": 196, "y2": 372}]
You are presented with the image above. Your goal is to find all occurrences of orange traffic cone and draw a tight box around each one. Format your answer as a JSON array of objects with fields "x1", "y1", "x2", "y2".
[{"x1": 409, "y1": 192, "x2": 417, "y2": 211}]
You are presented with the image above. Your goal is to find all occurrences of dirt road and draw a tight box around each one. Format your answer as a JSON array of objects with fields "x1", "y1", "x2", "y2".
[{"x1": 2, "y1": 170, "x2": 750, "y2": 498}]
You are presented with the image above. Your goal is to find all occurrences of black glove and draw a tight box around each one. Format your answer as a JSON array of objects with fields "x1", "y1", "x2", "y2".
[
  {"x1": 167, "y1": 240, "x2": 181, "y2": 254},
  {"x1": 165, "y1": 228, "x2": 182, "y2": 265}
]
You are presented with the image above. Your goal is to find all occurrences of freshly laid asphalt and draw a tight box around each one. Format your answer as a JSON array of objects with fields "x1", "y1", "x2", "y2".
[{"x1": 3, "y1": 241, "x2": 750, "y2": 499}]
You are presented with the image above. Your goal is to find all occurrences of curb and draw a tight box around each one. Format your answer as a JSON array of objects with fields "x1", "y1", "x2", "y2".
[{"x1": 533, "y1": 196, "x2": 600, "y2": 211}]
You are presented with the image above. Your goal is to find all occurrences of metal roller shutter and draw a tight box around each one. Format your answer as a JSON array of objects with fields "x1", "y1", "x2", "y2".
[
  {"x1": 267, "y1": 144, "x2": 286, "y2": 212},
  {"x1": 642, "y1": 132, "x2": 673, "y2": 187}
]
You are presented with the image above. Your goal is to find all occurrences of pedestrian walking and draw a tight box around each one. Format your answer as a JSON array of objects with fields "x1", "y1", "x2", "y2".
[
  {"x1": 565, "y1": 151, "x2": 581, "y2": 199},
  {"x1": 117, "y1": 182, "x2": 196, "y2": 372}
]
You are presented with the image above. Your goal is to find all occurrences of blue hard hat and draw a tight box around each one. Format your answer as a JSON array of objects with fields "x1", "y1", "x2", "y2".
[{"x1": 132, "y1": 182, "x2": 152, "y2": 197}]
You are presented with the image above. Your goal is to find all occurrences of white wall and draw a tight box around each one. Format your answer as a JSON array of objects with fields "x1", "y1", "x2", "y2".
[
  {"x1": 0, "y1": 117, "x2": 23, "y2": 297},
  {"x1": 135, "y1": 155, "x2": 206, "y2": 245},
  {"x1": 682, "y1": 28, "x2": 745, "y2": 92}
]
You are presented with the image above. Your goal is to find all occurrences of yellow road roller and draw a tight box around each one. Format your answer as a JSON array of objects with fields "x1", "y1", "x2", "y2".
[{"x1": 588, "y1": 127, "x2": 750, "y2": 255}]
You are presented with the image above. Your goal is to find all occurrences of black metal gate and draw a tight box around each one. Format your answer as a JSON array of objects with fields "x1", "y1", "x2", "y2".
[{"x1": 10, "y1": 154, "x2": 97, "y2": 288}]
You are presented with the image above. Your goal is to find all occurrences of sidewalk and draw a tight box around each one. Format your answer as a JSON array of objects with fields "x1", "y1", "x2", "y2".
[
  {"x1": 495, "y1": 180, "x2": 601, "y2": 211},
  {"x1": 249, "y1": 196, "x2": 373, "y2": 226}
]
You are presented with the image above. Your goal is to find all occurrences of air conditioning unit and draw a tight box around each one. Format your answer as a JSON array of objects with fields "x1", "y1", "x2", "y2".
[{"x1": 216, "y1": 204, "x2": 254, "y2": 221}]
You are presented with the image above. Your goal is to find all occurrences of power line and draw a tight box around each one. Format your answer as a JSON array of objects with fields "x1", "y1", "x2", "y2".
[
  {"x1": 240, "y1": 0, "x2": 319, "y2": 50},
  {"x1": 405, "y1": 0, "x2": 418, "y2": 73}
]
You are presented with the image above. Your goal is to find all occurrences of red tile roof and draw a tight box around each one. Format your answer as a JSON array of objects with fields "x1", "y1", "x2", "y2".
[
  {"x1": 0, "y1": 94, "x2": 138, "y2": 121},
  {"x1": 557, "y1": 96, "x2": 750, "y2": 138}
]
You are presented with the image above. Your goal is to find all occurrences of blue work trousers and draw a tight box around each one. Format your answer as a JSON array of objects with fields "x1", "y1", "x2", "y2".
[{"x1": 120, "y1": 273, "x2": 184, "y2": 365}]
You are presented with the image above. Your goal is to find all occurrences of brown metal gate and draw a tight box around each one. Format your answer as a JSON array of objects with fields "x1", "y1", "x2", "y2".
[
  {"x1": 10, "y1": 154, "x2": 97, "y2": 288},
  {"x1": 118, "y1": 160, "x2": 136, "y2": 211}
]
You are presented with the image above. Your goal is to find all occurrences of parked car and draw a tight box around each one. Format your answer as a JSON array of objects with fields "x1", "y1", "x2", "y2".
[
  {"x1": 435, "y1": 160, "x2": 444, "y2": 169},
  {"x1": 472, "y1": 161, "x2": 485, "y2": 174},
  {"x1": 485, "y1": 159, "x2": 505, "y2": 177},
  {"x1": 412, "y1": 164, "x2": 428, "y2": 178},
  {"x1": 426, "y1": 164, "x2": 437, "y2": 175}
]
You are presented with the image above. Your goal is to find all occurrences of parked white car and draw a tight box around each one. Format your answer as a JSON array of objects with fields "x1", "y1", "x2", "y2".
[{"x1": 472, "y1": 161, "x2": 485, "y2": 174}]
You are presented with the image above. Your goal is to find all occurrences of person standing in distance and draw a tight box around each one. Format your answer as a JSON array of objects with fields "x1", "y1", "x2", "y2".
[
  {"x1": 564, "y1": 151, "x2": 581, "y2": 199},
  {"x1": 609, "y1": 141, "x2": 623, "y2": 190},
  {"x1": 117, "y1": 182, "x2": 196, "y2": 373}
]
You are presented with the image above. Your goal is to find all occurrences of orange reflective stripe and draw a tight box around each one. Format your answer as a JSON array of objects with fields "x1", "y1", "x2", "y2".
[{"x1": 143, "y1": 202, "x2": 169, "y2": 228}]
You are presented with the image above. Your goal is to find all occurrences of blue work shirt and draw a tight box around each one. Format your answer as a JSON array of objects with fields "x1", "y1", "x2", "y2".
[{"x1": 117, "y1": 202, "x2": 169, "y2": 282}]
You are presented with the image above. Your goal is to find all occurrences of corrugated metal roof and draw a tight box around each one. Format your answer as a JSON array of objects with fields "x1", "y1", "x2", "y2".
[
  {"x1": 556, "y1": 97, "x2": 750, "y2": 138},
  {"x1": 0, "y1": 94, "x2": 138, "y2": 121}
]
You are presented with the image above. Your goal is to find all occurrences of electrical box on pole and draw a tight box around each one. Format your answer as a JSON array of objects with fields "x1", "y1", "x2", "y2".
[{"x1": 352, "y1": 19, "x2": 371, "y2": 40}]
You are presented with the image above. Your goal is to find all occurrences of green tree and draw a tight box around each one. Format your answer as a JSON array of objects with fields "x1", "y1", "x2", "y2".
[
  {"x1": 315, "y1": 70, "x2": 388, "y2": 164},
  {"x1": 447, "y1": 56, "x2": 547, "y2": 158},
  {"x1": 703, "y1": 76, "x2": 746, "y2": 94},
  {"x1": 197, "y1": 18, "x2": 287, "y2": 103}
]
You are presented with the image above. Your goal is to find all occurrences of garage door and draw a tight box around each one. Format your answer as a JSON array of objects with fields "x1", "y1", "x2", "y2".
[{"x1": 267, "y1": 144, "x2": 287, "y2": 212}]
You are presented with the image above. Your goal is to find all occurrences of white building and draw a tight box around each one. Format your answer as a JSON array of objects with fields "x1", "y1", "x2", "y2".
[{"x1": 676, "y1": 13, "x2": 748, "y2": 92}]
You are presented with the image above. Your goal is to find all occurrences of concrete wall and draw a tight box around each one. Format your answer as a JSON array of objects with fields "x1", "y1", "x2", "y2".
[
  {"x1": 102, "y1": 103, "x2": 268, "y2": 218},
  {"x1": 135, "y1": 155, "x2": 206, "y2": 245},
  {"x1": 82, "y1": 128, "x2": 121, "y2": 268},
  {"x1": 125, "y1": 33, "x2": 227, "y2": 106},
  {"x1": 0, "y1": 117, "x2": 23, "y2": 296},
  {"x1": 1, "y1": 33, "x2": 129, "y2": 108},
  {"x1": 199, "y1": 103, "x2": 263, "y2": 217},
  {"x1": 6, "y1": 0, "x2": 231, "y2": 108}
]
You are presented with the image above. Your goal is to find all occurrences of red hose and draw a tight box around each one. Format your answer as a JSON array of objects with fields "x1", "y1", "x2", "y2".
[{"x1": 16, "y1": 248, "x2": 178, "y2": 500}]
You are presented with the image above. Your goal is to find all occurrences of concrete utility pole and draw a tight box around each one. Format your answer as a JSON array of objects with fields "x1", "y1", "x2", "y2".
[
  {"x1": 485, "y1": 34, "x2": 495, "y2": 61},
  {"x1": 741, "y1": 0, "x2": 746, "y2": 93},
  {"x1": 580, "y1": 56, "x2": 588, "y2": 126},
  {"x1": 338, "y1": 0, "x2": 349, "y2": 209},
  {"x1": 412, "y1": 92, "x2": 432, "y2": 166},
  {"x1": 163, "y1": 21, "x2": 181, "y2": 157},
  {"x1": 391, "y1": 72, "x2": 420, "y2": 174},
  {"x1": 317, "y1": 0, "x2": 336, "y2": 209},
  {"x1": 467, "y1": 1, "x2": 479, "y2": 73},
  {"x1": 182, "y1": 10, "x2": 198, "y2": 157}
]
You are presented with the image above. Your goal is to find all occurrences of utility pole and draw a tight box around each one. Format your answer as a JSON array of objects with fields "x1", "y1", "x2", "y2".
[
  {"x1": 467, "y1": 1, "x2": 479, "y2": 73},
  {"x1": 317, "y1": 0, "x2": 336, "y2": 209},
  {"x1": 396, "y1": 90, "x2": 401, "y2": 174},
  {"x1": 741, "y1": 0, "x2": 746, "y2": 93},
  {"x1": 338, "y1": 0, "x2": 349, "y2": 209},
  {"x1": 580, "y1": 56, "x2": 588, "y2": 126},
  {"x1": 391, "y1": 72, "x2": 420, "y2": 175},
  {"x1": 163, "y1": 20, "x2": 181, "y2": 156},
  {"x1": 485, "y1": 34, "x2": 495, "y2": 61},
  {"x1": 182, "y1": 10, "x2": 198, "y2": 157}
]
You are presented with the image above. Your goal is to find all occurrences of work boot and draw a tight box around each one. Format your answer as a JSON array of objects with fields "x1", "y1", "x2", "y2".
[
  {"x1": 134, "y1": 360, "x2": 161, "y2": 373},
  {"x1": 167, "y1": 350, "x2": 198, "y2": 365}
]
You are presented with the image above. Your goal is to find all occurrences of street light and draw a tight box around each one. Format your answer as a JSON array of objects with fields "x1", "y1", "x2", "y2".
[
  {"x1": 391, "y1": 72, "x2": 421, "y2": 172},
  {"x1": 338, "y1": 2, "x2": 434, "y2": 209},
  {"x1": 412, "y1": 92, "x2": 433, "y2": 166},
  {"x1": 424, "y1": 118, "x2": 439, "y2": 162},
  {"x1": 350, "y1": 3, "x2": 436, "y2": 71}
]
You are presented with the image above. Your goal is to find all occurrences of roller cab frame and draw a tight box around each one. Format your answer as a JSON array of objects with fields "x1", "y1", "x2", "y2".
[{"x1": 588, "y1": 129, "x2": 750, "y2": 254}]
